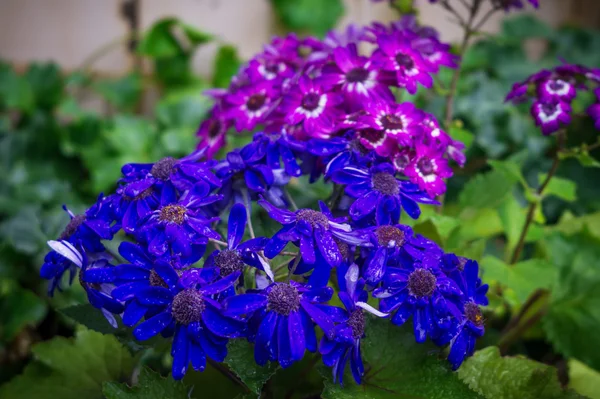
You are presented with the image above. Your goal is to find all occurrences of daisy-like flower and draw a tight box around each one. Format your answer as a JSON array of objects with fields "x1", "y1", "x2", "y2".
[
  {"x1": 373, "y1": 34, "x2": 433, "y2": 94},
  {"x1": 373, "y1": 258, "x2": 462, "y2": 343},
  {"x1": 204, "y1": 204, "x2": 273, "y2": 291},
  {"x1": 332, "y1": 163, "x2": 438, "y2": 224},
  {"x1": 225, "y1": 82, "x2": 276, "y2": 131},
  {"x1": 441, "y1": 260, "x2": 489, "y2": 370},
  {"x1": 307, "y1": 131, "x2": 374, "y2": 177},
  {"x1": 224, "y1": 281, "x2": 340, "y2": 368},
  {"x1": 531, "y1": 99, "x2": 572, "y2": 135},
  {"x1": 321, "y1": 264, "x2": 387, "y2": 385},
  {"x1": 253, "y1": 131, "x2": 303, "y2": 178},
  {"x1": 360, "y1": 100, "x2": 422, "y2": 148},
  {"x1": 259, "y1": 199, "x2": 370, "y2": 267},
  {"x1": 537, "y1": 78, "x2": 577, "y2": 102},
  {"x1": 319, "y1": 43, "x2": 392, "y2": 103},
  {"x1": 279, "y1": 77, "x2": 343, "y2": 138},
  {"x1": 141, "y1": 182, "x2": 222, "y2": 261},
  {"x1": 133, "y1": 266, "x2": 245, "y2": 379},
  {"x1": 404, "y1": 143, "x2": 452, "y2": 198},
  {"x1": 46, "y1": 240, "x2": 123, "y2": 328}
]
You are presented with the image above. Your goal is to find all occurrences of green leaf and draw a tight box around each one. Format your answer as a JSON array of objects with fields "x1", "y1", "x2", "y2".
[
  {"x1": 320, "y1": 317, "x2": 481, "y2": 399},
  {"x1": 458, "y1": 347, "x2": 583, "y2": 398},
  {"x1": 449, "y1": 125, "x2": 475, "y2": 149},
  {"x1": 0, "y1": 62, "x2": 34, "y2": 111},
  {"x1": 569, "y1": 359, "x2": 600, "y2": 399},
  {"x1": 137, "y1": 18, "x2": 212, "y2": 58},
  {"x1": 501, "y1": 15, "x2": 555, "y2": 40},
  {"x1": 0, "y1": 329, "x2": 134, "y2": 399},
  {"x1": 543, "y1": 233, "x2": 600, "y2": 372},
  {"x1": 480, "y1": 256, "x2": 555, "y2": 307},
  {"x1": 0, "y1": 287, "x2": 47, "y2": 342},
  {"x1": 539, "y1": 174, "x2": 577, "y2": 202},
  {"x1": 25, "y1": 63, "x2": 64, "y2": 110},
  {"x1": 489, "y1": 159, "x2": 528, "y2": 189},
  {"x1": 224, "y1": 339, "x2": 279, "y2": 397},
  {"x1": 60, "y1": 304, "x2": 119, "y2": 334},
  {"x1": 459, "y1": 169, "x2": 519, "y2": 210},
  {"x1": 212, "y1": 45, "x2": 242, "y2": 88},
  {"x1": 155, "y1": 84, "x2": 211, "y2": 128},
  {"x1": 270, "y1": 0, "x2": 344, "y2": 37},
  {"x1": 103, "y1": 367, "x2": 189, "y2": 399},
  {"x1": 93, "y1": 73, "x2": 142, "y2": 111}
]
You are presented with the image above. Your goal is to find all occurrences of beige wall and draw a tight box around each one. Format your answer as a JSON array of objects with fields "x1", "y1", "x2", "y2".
[{"x1": 0, "y1": 0, "x2": 580, "y2": 77}]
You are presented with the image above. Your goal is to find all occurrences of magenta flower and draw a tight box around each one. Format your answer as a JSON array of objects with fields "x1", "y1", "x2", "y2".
[
  {"x1": 531, "y1": 100, "x2": 572, "y2": 135},
  {"x1": 404, "y1": 143, "x2": 452, "y2": 197},
  {"x1": 196, "y1": 107, "x2": 230, "y2": 159},
  {"x1": 225, "y1": 82, "x2": 276, "y2": 131},
  {"x1": 360, "y1": 100, "x2": 422, "y2": 147}
]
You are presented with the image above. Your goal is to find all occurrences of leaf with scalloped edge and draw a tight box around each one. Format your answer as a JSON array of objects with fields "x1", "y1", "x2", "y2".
[
  {"x1": 103, "y1": 367, "x2": 189, "y2": 399},
  {"x1": 458, "y1": 347, "x2": 584, "y2": 399},
  {"x1": 224, "y1": 339, "x2": 279, "y2": 397}
]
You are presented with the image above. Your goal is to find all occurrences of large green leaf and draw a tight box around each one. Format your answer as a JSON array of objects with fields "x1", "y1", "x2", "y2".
[
  {"x1": 539, "y1": 174, "x2": 577, "y2": 202},
  {"x1": 320, "y1": 317, "x2": 481, "y2": 398},
  {"x1": 0, "y1": 329, "x2": 134, "y2": 399},
  {"x1": 212, "y1": 45, "x2": 242, "y2": 88},
  {"x1": 0, "y1": 62, "x2": 34, "y2": 111},
  {"x1": 270, "y1": 0, "x2": 344, "y2": 37},
  {"x1": 458, "y1": 347, "x2": 583, "y2": 398},
  {"x1": 137, "y1": 18, "x2": 212, "y2": 58},
  {"x1": 0, "y1": 286, "x2": 47, "y2": 343},
  {"x1": 103, "y1": 367, "x2": 189, "y2": 399},
  {"x1": 224, "y1": 339, "x2": 278, "y2": 397},
  {"x1": 543, "y1": 233, "x2": 600, "y2": 372},
  {"x1": 60, "y1": 304, "x2": 119, "y2": 334},
  {"x1": 93, "y1": 73, "x2": 143, "y2": 111},
  {"x1": 459, "y1": 169, "x2": 519, "y2": 210},
  {"x1": 569, "y1": 359, "x2": 600, "y2": 399},
  {"x1": 24, "y1": 63, "x2": 64, "y2": 110}
]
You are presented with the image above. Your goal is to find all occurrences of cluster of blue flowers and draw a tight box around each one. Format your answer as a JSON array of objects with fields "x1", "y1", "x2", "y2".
[{"x1": 41, "y1": 16, "x2": 489, "y2": 386}]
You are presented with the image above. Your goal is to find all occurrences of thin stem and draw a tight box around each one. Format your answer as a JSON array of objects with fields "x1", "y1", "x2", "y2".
[
  {"x1": 241, "y1": 188, "x2": 256, "y2": 239},
  {"x1": 207, "y1": 358, "x2": 251, "y2": 394},
  {"x1": 209, "y1": 238, "x2": 228, "y2": 247},
  {"x1": 510, "y1": 131, "x2": 565, "y2": 264},
  {"x1": 284, "y1": 188, "x2": 298, "y2": 211},
  {"x1": 498, "y1": 289, "x2": 549, "y2": 354},
  {"x1": 273, "y1": 257, "x2": 296, "y2": 274},
  {"x1": 288, "y1": 255, "x2": 302, "y2": 278}
]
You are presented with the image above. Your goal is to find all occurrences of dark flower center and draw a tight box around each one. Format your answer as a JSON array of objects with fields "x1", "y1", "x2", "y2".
[
  {"x1": 301, "y1": 92, "x2": 321, "y2": 111},
  {"x1": 151, "y1": 157, "x2": 176, "y2": 181},
  {"x1": 541, "y1": 102, "x2": 558, "y2": 116},
  {"x1": 59, "y1": 214, "x2": 86, "y2": 240},
  {"x1": 381, "y1": 114, "x2": 404, "y2": 131},
  {"x1": 149, "y1": 269, "x2": 168, "y2": 288},
  {"x1": 296, "y1": 209, "x2": 329, "y2": 229},
  {"x1": 393, "y1": 152, "x2": 412, "y2": 170},
  {"x1": 464, "y1": 302, "x2": 484, "y2": 326},
  {"x1": 346, "y1": 67, "x2": 370, "y2": 83},
  {"x1": 335, "y1": 237, "x2": 351, "y2": 260},
  {"x1": 359, "y1": 129, "x2": 384, "y2": 144},
  {"x1": 267, "y1": 284, "x2": 300, "y2": 316},
  {"x1": 171, "y1": 289, "x2": 205, "y2": 325},
  {"x1": 375, "y1": 225, "x2": 405, "y2": 247},
  {"x1": 395, "y1": 52, "x2": 415, "y2": 69},
  {"x1": 159, "y1": 205, "x2": 187, "y2": 225},
  {"x1": 265, "y1": 62, "x2": 281, "y2": 74},
  {"x1": 549, "y1": 80, "x2": 565, "y2": 91},
  {"x1": 208, "y1": 120, "x2": 222, "y2": 138},
  {"x1": 246, "y1": 93, "x2": 267, "y2": 111},
  {"x1": 417, "y1": 158, "x2": 435, "y2": 175},
  {"x1": 214, "y1": 249, "x2": 245, "y2": 277},
  {"x1": 347, "y1": 309, "x2": 366, "y2": 338},
  {"x1": 407, "y1": 269, "x2": 437, "y2": 297},
  {"x1": 348, "y1": 138, "x2": 369, "y2": 155},
  {"x1": 125, "y1": 186, "x2": 154, "y2": 201},
  {"x1": 371, "y1": 172, "x2": 400, "y2": 196}
]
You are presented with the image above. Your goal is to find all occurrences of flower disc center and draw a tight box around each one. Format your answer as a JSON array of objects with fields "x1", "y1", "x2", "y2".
[
  {"x1": 346, "y1": 67, "x2": 370, "y2": 83},
  {"x1": 214, "y1": 249, "x2": 245, "y2": 277},
  {"x1": 246, "y1": 93, "x2": 267, "y2": 111},
  {"x1": 395, "y1": 53, "x2": 415, "y2": 69},
  {"x1": 348, "y1": 309, "x2": 365, "y2": 338},
  {"x1": 296, "y1": 209, "x2": 329, "y2": 229},
  {"x1": 267, "y1": 283, "x2": 300, "y2": 316},
  {"x1": 159, "y1": 205, "x2": 187, "y2": 225},
  {"x1": 301, "y1": 92, "x2": 321, "y2": 111},
  {"x1": 464, "y1": 302, "x2": 484, "y2": 326},
  {"x1": 375, "y1": 225, "x2": 405, "y2": 247},
  {"x1": 372, "y1": 172, "x2": 400, "y2": 196},
  {"x1": 151, "y1": 157, "x2": 176, "y2": 181},
  {"x1": 408, "y1": 268, "x2": 437, "y2": 297},
  {"x1": 417, "y1": 158, "x2": 435, "y2": 175},
  {"x1": 171, "y1": 289, "x2": 205, "y2": 325},
  {"x1": 59, "y1": 214, "x2": 86, "y2": 240}
]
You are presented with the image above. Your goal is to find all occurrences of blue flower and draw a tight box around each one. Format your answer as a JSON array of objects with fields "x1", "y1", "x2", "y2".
[
  {"x1": 253, "y1": 132, "x2": 304, "y2": 178},
  {"x1": 259, "y1": 199, "x2": 370, "y2": 267},
  {"x1": 306, "y1": 131, "x2": 374, "y2": 177},
  {"x1": 132, "y1": 265, "x2": 245, "y2": 379},
  {"x1": 373, "y1": 258, "x2": 462, "y2": 343},
  {"x1": 293, "y1": 237, "x2": 353, "y2": 288},
  {"x1": 140, "y1": 182, "x2": 222, "y2": 262},
  {"x1": 442, "y1": 260, "x2": 489, "y2": 370},
  {"x1": 203, "y1": 203, "x2": 273, "y2": 294},
  {"x1": 46, "y1": 240, "x2": 123, "y2": 327},
  {"x1": 321, "y1": 264, "x2": 387, "y2": 385},
  {"x1": 332, "y1": 163, "x2": 438, "y2": 223},
  {"x1": 224, "y1": 281, "x2": 343, "y2": 368},
  {"x1": 214, "y1": 139, "x2": 289, "y2": 209}
]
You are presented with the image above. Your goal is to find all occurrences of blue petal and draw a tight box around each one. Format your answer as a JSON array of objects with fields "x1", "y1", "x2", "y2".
[
  {"x1": 255, "y1": 312, "x2": 278, "y2": 366},
  {"x1": 83, "y1": 267, "x2": 117, "y2": 283},
  {"x1": 200, "y1": 271, "x2": 241, "y2": 295},
  {"x1": 288, "y1": 311, "x2": 306, "y2": 362},
  {"x1": 300, "y1": 234, "x2": 316, "y2": 264},
  {"x1": 111, "y1": 281, "x2": 149, "y2": 301},
  {"x1": 277, "y1": 315, "x2": 293, "y2": 368},
  {"x1": 122, "y1": 299, "x2": 148, "y2": 327},
  {"x1": 134, "y1": 310, "x2": 173, "y2": 340},
  {"x1": 224, "y1": 294, "x2": 268, "y2": 316},
  {"x1": 118, "y1": 242, "x2": 151, "y2": 268},
  {"x1": 154, "y1": 261, "x2": 180, "y2": 290},
  {"x1": 364, "y1": 247, "x2": 386, "y2": 285},
  {"x1": 202, "y1": 304, "x2": 245, "y2": 338},
  {"x1": 136, "y1": 286, "x2": 173, "y2": 306},
  {"x1": 115, "y1": 265, "x2": 150, "y2": 281},
  {"x1": 300, "y1": 300, "x2": 335, "y2": 337},
  {"x1": 314, "y1": 227, "x2": 341, "y2": 267},
  {"x1": 448, "y1": 329, "x2": 468, "y2": 370},
  {"x1": 300, "y1": 309, "x2": 317, "y2": 352},
  {"x1": 189, "y1": 340, "x2": 207, "y2": 372},
  {"x1": 171, "y1": 326, "x2": 190, "y2": 380},
  {"x1": 302, "y1": 286, "x2": 334, "y2": 303},
  {"x1": 228, "y1": 203, "x2": 247, "y2": 249}
]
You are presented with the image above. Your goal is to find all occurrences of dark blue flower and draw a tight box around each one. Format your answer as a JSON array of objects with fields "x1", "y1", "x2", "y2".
[
  {"x1": 46, "y1": 240, "x2": 123, "y2": 327},
  {"x1": 140, "y1": 182, "x2": 222, "y2": 262},
  {"x1": 224, "y1": 281, "x2": 343, "y2": 368},
  {"x1": 204, "y1": 203, "x2": 273, "y2": 294},
  {"x1": 252, "y1": 131, "x2": 304, "y2": 178},
  {"x1": 321, "y1": 263, "x2": 387, "y2": 385},
  {"x1": 306, "y1": 131, "x2": 374, "y2": 177},
  {"x1": 132, "y1": 265, "x2": 245, "y2": 379},
  {"x1": 373, "y1": 257, "x2": 462, "y2": 343},
  {"x1": 332, "y1": 163, "x2": 438, "y2": 223},
  {"x1": 293, "y1": 237, "x2": 353, "y2": 288},
  {"x1": 259, "y1": 199, "x2": 370, "y2": 267}
]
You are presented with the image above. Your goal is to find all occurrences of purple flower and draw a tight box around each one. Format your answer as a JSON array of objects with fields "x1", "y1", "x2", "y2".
[
  {"x1": 279, "y1": 77, "x2": 343, "y2": 138},
  {"x1": 224, "y1": 82, "x2": 277, "y2": 131},
  {"x1": 196, "y1": 107, "x2": 230, "y2": 159},
  {"x1": 360, "y1": 100, "x2": 422, "y2": 148},
  {"x1": 332, "y1": 163, "x2": 438, "y2": 224},
  {"x1": 133, "y1": 264, "x2": 244, "y2": 379},
  {"x1": 537, "y1": 78, "x2": 577, "y2": 102},
  {"x1": 306, "y1": 131, "x2": 374, "y2": 177},
  {"x1": 531, "y1": 99, "x2": 571, "y2": 135},
  {"x1": 587, "y1": 88, "x2": 600, "y2": 129},
  {"x1": 319, "y1": 43, "x2": 392, "y2": 103},
  {"x1": 224, "y1": 281, "x2": 342, "y2": 368},
  {"x1": 321, "y1": 263, "x2": 387, "y2": 385},
  {"x1": 403, "y1": 143, "x2": 452, "y2": 198},
  {"x1": 253, "y1": 132, "x2": 304, "y2": 178},
  {"x1": 259, "y1": 199, "x2": 370, "y2": 267},
  {"x1": 373, "y1": 34, "x2": 433, "y2": 94}
]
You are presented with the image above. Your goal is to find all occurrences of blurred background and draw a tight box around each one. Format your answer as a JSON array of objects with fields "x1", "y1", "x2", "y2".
[{"x1": 1, "y1": 0, "x2": 600, "y2": 395}]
